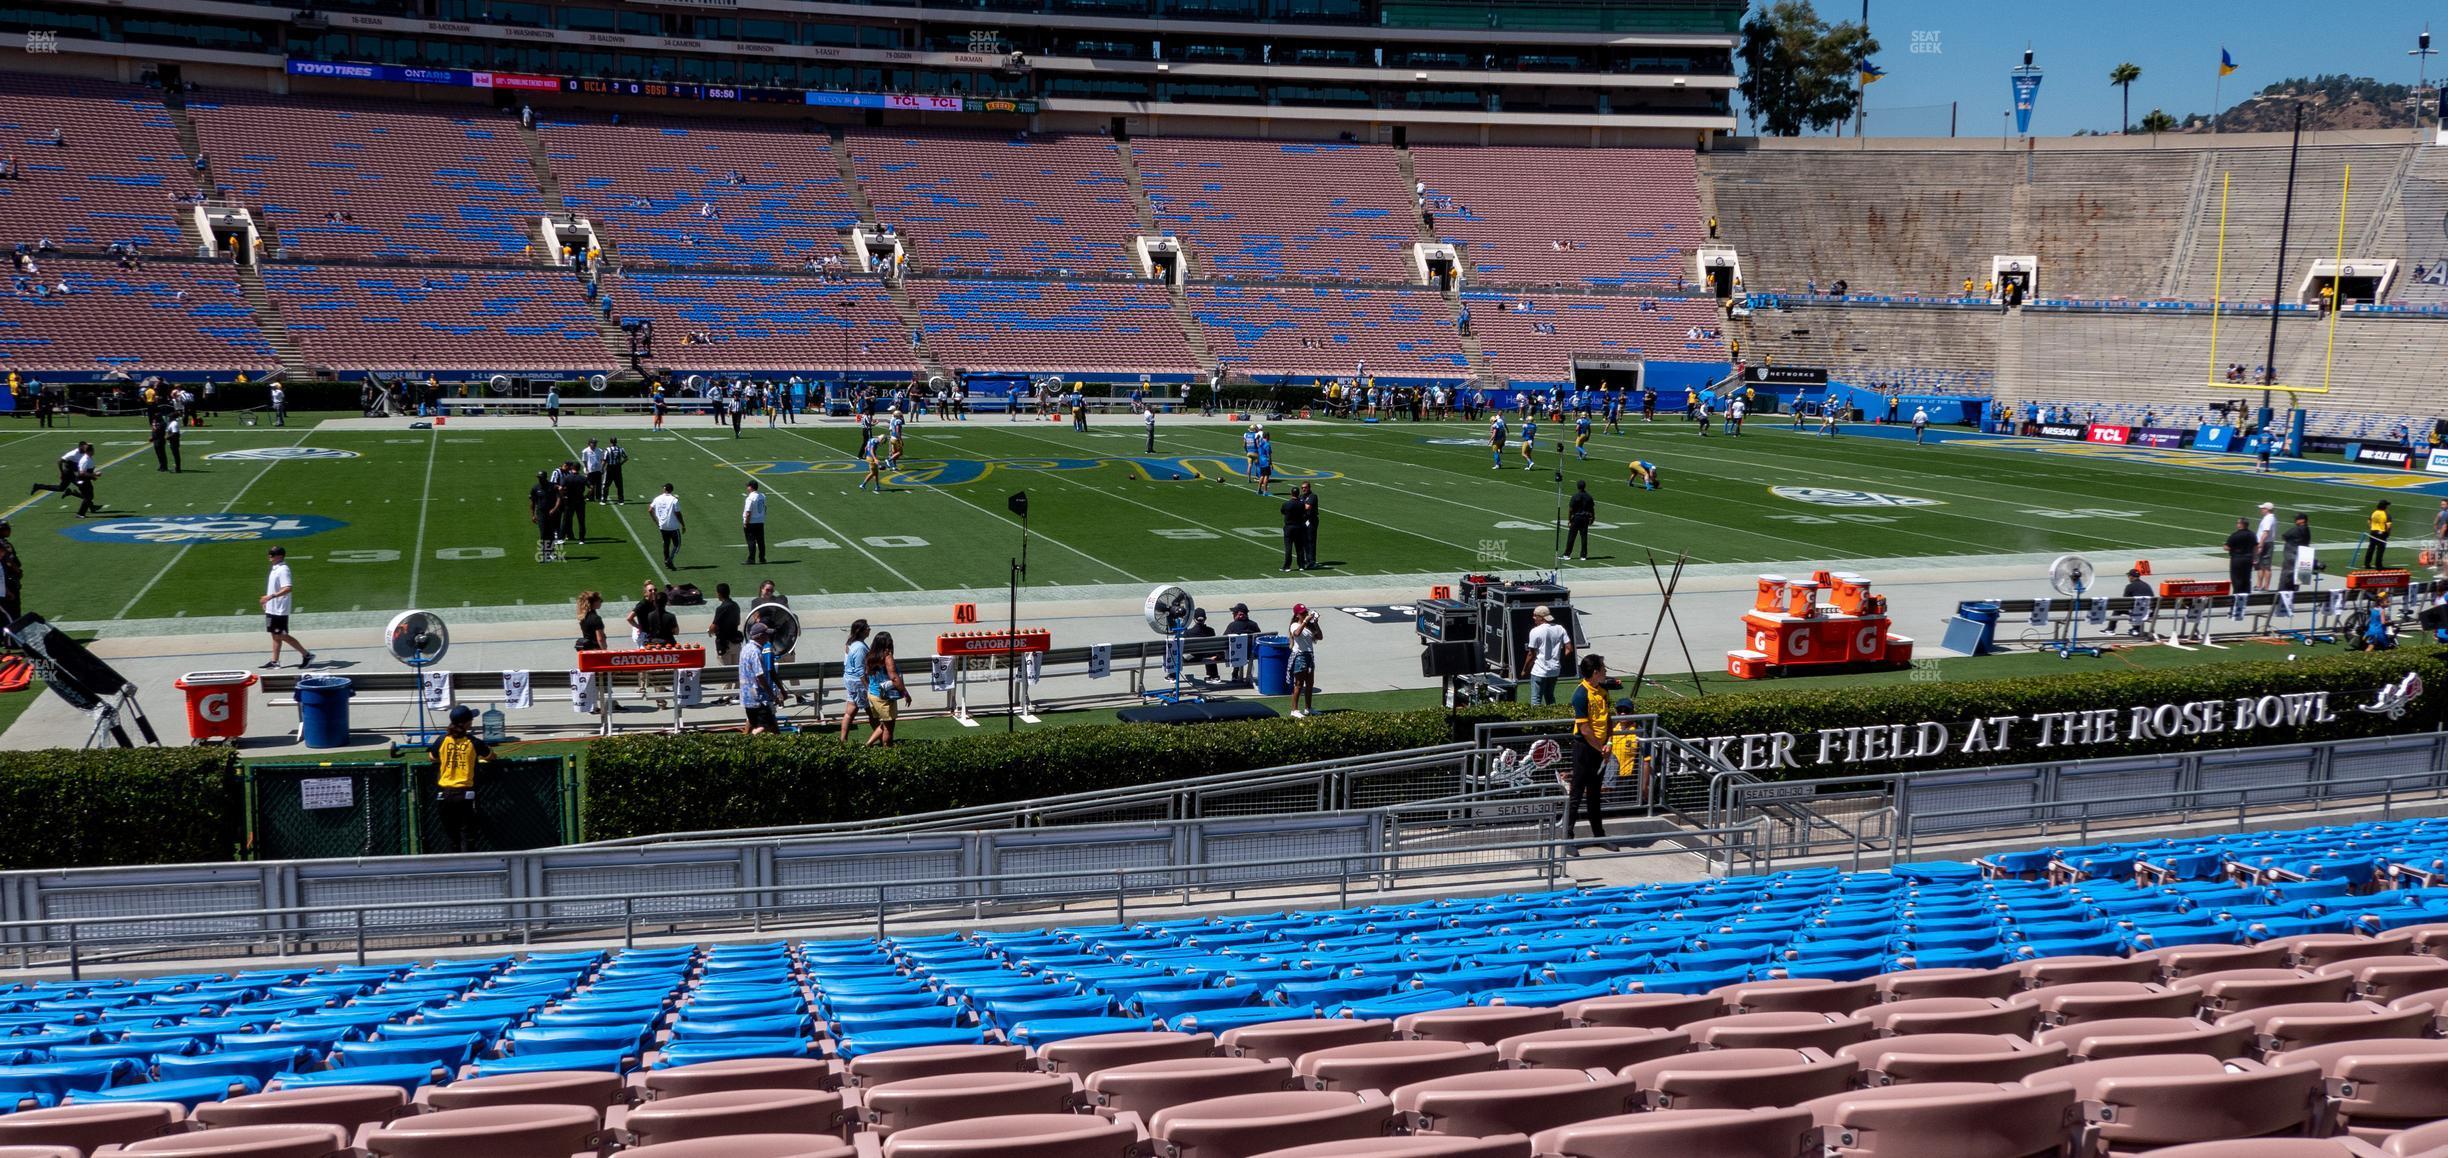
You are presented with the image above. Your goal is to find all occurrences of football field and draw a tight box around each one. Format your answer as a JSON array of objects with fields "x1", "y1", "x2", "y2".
[{"x1": 3, "y1": 412, "x2": 2440, "y2": 627}]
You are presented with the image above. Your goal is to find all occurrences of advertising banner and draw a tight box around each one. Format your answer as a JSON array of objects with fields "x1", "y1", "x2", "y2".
[{"x1": 2085, "y1": 424, "x2": 2131, "y2": 445}]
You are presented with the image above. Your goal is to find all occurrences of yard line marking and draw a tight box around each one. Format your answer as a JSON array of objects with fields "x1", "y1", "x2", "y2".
[
  {"x1": 772, "y1": 427, "x2": 1145, "y2": 584},
  {"x1": 113, "y1": 431, "x2": 316, "y2": 620},
  {"x1": 676, "y1": 430, "x2": 922, "y2": 590},
  {"x1": 549, "y1": 427, "x2": 667, "y2": 585},
  {"x1": 407, "y1": 428, "x2": 440, "y2": 606}
]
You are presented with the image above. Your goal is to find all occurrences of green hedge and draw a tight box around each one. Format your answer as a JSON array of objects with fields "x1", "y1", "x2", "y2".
[
  {"x1": 583, "y1": 648, "x2": 2448, "y2": 837},
  {"x1": 581, "y1": 706, "x2": 1505, "y2": 841},
  {"x1": 0, "y1": 747, "x2": 241, "y2": 869}
]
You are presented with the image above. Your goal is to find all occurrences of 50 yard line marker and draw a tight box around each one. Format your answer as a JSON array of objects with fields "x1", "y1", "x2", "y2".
[{"x1": 406, "y1": 427, "x2": 440, "y2": 605}]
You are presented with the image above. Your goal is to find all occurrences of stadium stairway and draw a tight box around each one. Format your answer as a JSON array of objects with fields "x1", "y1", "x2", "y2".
[
  {"x1": 830, "y1": 127, "x2": 879, "y2": 234},
  {"x1": 158, "y1": 94, "x2": 218, "y2": 256},
  {"x1": 1114, "y1": 138, "x2": 1163, "y2": 236},
  {"x1": 515, "y1": 118, "x2": 569, "y2": 270},
  {"x1": 234, "y1": 263, "x2": 305, "y2": 379}
]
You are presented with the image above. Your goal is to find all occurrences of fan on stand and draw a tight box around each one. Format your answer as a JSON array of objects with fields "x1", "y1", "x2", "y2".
[
  {"x1": 384, "y1": 610, "x2": 451, "y2": 753},
  {"x1": 746, "y1": 602, "x2": 803, "y2": 726},
  {"x1": 2045, "y1": 554, "x2": 2102, "y2": 659},
  {"x1": 1143, "y1": 585, "x2": 1202, "y2": 705}
]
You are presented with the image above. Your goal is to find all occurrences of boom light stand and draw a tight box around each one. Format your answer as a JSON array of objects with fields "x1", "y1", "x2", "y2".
[{"x1": 1006, "y1": 490, "x2": 1031, "y2": 732}]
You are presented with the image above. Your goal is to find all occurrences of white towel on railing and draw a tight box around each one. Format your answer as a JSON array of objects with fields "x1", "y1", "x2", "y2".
[{"x1": 500, "y1": 670, "x2": 532, "y2": 710}]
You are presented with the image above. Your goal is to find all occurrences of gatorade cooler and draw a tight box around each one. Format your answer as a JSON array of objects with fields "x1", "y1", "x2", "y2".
[{"x1": 174, "y1": 670, "x2": 257, "y2": 743}]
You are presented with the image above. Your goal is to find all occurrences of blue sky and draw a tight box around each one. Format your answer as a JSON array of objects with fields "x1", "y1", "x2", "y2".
[{"x1": 1772, "y1": 1, "x2": 2447, "y2": 136}]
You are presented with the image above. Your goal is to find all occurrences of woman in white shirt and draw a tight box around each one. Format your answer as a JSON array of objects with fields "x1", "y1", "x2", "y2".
[{"x1": 1286, "y1": 605, "x2": 1323, "y2": 718}]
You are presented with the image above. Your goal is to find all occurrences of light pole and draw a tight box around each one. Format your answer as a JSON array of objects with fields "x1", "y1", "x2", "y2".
[{"x1": 2412, "y1": 28, "x2": 2438, "y2": 142}]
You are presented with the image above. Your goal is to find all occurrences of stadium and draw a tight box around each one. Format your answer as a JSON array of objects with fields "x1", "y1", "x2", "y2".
[{"x1": 0, "y1": 0, "x2": 2447, "y2": 1154}]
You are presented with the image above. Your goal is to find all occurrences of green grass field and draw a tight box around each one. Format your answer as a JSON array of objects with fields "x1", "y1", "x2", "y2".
[{"x1": 3, "y1": 413, "x2": 2440, "y2": 624}]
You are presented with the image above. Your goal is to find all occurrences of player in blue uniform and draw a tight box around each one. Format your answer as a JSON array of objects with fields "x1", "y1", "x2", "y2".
[
  {"x1": 1628, "y1": 459, "x2": 1661, "y2": 490},
  {"x1": 859, "y1": 432, "x2": 888, "y2": 493},
  {"x1": 1489, "y1": 415, "x2": 1507, "y2": 470},
  {"x1": 1573, "y1": 414, "x2": 1592, "y2": 460},
  {"x1": 1253, "y1": 432, "x2": 1275, "y2": 495},
  {"x1": 887, "y1": 411, "x2": 905, "y2": 467},
  {"x1": 1520, "y1": 419, "x2": 1538, "y2": 470}
]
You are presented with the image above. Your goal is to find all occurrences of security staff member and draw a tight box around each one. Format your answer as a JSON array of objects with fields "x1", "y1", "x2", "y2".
[
  {"x1": 1294, "y1": 482, "x2": 1320, "y2": 570},
  {"x1": 2364, "y1": 500, "x2": 2393, "y2": 569},
  {"x1": 601, "y1": 438, "x2": 629, "y2": 503},
  {"x1": 1279, "y1": 489, "x2": 1305, "y2": 572},
  {"x1": 1563, "y1": 654, "x2": 1617, "y2": 849},
  {"x1": 426, "y1": 704, "x2": 495, "y2": 853},
  {"x1": 1564, "y1": 481, "x2": 1596, "y2": 560}
]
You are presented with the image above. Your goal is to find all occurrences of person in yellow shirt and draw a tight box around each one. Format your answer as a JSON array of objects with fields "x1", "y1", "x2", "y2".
[
  {"x1": 426, "y1": 705, "x2": 496, "y2": 853},
  {"x1": 1562, "y1": 654, "x2": 1621, "y2": 849},
  {"x1": 2363, "y1": 500, "x2": 2393, "y2": 570}
]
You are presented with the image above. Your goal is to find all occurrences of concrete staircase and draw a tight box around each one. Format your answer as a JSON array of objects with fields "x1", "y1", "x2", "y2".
[
  {"x1": 885, "y1": 277, "x2": 945, "y2": 379},
  {"x1": 160, "y1": 96, "x2": 217, "y2": 254},
  {"x1": 518, "y1": 119, "x2": 578, "y2": 268},
  {"x1": 1395, "y1": 146, "x2": 1435, "y2": 244},
  {"x1": 2162, "y1": 153, "x2": 2214, "y2": 301},
  {"x1": 235, "y1": 263, "x2": 307, "y2": 380},
  {"x1": 1168, "y1": 288, "x2": 1218, "y2": 380},
  {"x1": 1115, "y1": 137, "x2": 1162, "y2": 234}
]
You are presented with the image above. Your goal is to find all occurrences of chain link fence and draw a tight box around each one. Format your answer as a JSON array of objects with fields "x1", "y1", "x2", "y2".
[{"x1": 245, "y1": 756, "x2": 573, "y2": 859}]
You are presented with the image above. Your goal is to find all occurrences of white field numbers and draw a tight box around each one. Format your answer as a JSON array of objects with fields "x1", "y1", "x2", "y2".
[
  {"x1": 775, "y1": 536, "x2": 934, "y2": 551},
  {"x1": 1767, "y1": 513, "x2": 1900, "y2": 526},
  {"x1": 1152, "y1": 528, "x2": 1281, "y2": 540},
  {"x1": 2017, "y1": 508, "x2": 2144, "y2": 520}
]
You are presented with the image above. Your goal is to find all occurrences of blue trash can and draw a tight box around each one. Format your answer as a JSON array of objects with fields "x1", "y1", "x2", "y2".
[
  {"x1": 1943, "y1": 601, "x2": 2002, "y2": 656},
  {"x1": 1253, "y1": 634, "x2": 1293, "y2": 697},
  {"x1": 295, "y1": 676, "x2": 354, "y2": 749}
]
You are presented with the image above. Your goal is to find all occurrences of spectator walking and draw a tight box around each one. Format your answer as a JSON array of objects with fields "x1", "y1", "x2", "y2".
[
  {"x1": 259, "y1": 546, "x2": 312, "y2": 668},
  {"x1": 739, "y1": 619, "x2": 779, "y2": 733},
  {"x1": 862, "y1": 630, "x2": 906, "y2": 746},
  {"x1": 837, "y1": 619, "x2": 871, "y2": 740},
  {"x1": 650, "y1": 483, "x2": 684, "y2": 568},
  {"x1": 1522, "y1": 605, "x2": 1572, "y2": 705}
]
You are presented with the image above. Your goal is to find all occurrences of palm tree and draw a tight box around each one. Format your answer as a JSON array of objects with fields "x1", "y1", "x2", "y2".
[
  {"x1": 2110, "y1": 62, "x2": 2142, "y2": 133},
  {"x1": 2140, "y1": 109, "x2": 2177, "y2": 135}
]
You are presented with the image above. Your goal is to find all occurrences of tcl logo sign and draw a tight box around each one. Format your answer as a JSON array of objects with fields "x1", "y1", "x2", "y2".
[{"x1": 2087, "y1": 425, "x2": 2130, "y2": 445}]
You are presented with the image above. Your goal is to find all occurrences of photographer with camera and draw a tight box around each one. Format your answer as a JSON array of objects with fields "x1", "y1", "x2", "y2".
[{"x1": 1286, "y1": 604, "x2": 1322, "y2": 718}]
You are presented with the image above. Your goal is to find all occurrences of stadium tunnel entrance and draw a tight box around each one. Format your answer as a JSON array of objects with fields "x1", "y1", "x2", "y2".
[{"x1": 1572, "y1": 356, "x2": 1643, "y2": 392}]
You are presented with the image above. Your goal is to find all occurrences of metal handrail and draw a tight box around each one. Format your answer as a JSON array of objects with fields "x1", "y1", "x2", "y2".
[
  {"x1": 4, "y1": 825, "x2": 1765, "y2": 979},
  {"x1": 571, "y1": 743, "x2": 1475, "y2": 847},
  {"x1": 1896, "y1": 764, "x2": 2448, "y2": 858}
]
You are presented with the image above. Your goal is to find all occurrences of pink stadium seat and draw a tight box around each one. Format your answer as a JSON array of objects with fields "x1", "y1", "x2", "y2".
[
  {"x1": 1529, "y1": 1106, "x2": 1817, "y2": 1158},
  {"x1": 0, "y1": 1102, "x2": 185, "y2": 1153}
]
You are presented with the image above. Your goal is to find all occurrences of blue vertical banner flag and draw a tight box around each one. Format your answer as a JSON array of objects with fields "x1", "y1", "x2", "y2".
[{"x1": 2011, "y1": 69, "x2": 2044, "y2": 134}]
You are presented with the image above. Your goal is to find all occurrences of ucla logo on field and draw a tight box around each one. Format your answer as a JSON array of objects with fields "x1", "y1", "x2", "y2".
[
  {"x1": 1422, "y1": 437, "x2": 1487, "y2": 447},
  {"x1": 62, "y1": 513, "x2": 346, "y2": 545},
  {"x1": 1771, "y1": 486, "x2": 1942, "y2": 508},
  {"x1": 743, "y1": 456, "x2": 1342, "y2": 487},
  {"x1": 205, "y1": 447, "x2": 362, "y2": 463}
]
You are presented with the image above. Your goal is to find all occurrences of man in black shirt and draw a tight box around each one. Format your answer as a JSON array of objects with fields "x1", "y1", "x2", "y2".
[
  {"x1": 557, "y1": 461, "x2": 588, "y2": 543},
  {"x1": 1280, "y1": 491, "x2": 1304, "y2": 573},
  {"x1": 1186, "y1": 607, "x2": 1219, "y2": 680},
  {"x1": 2224, "y1": 517, "x2": 2256, "y2": 595},
  {"x1": 709, "y1": 581, "x2": 743, "y2": 665},
  {"x1": 527, "y1": 471, "x2": 559, "y2": 557},
  {"x1": 624, "y1": 579, "x2": 659, "y2": 647},
  {"x1": 2280, "y1": 514, "x2": 2312, "y2": 591},
  {"x1": 1564, "y1": 481, "x2": 1596, "y2": 561},
  {"x1": 2110, "y1": 567, "x2": 2154, "y2": 635}
]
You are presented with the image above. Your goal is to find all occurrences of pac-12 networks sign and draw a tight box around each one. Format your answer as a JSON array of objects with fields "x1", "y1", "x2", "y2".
[{"x1": 1679, "y1": 689, "x2": 2362, "y2": 774}]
